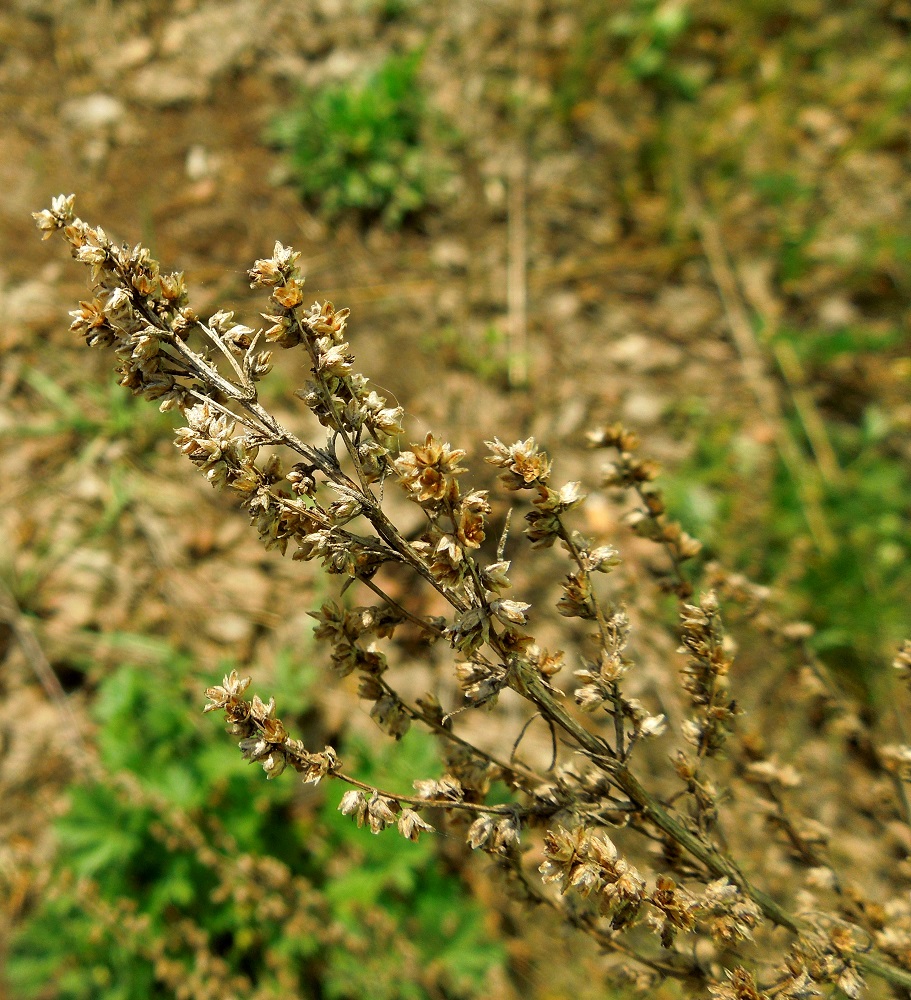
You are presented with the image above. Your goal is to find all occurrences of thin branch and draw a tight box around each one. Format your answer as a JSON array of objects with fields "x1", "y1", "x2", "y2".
[
  {"x1": 196, "y1": 319, "x2": 249, "y2": 384},
  {"x1": 372, "y1": 675, "x2": 545, "y2": 788},
  {"x1": 334, "y1": 771, "x2": 529, "y2": 817}
]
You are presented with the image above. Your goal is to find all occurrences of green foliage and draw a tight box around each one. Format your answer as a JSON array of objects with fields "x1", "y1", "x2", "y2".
[
  {"x1": 556, "y1": 0, "x2": 698, "y2": 116},
  {"x1": 774, "y1": 325, "x2": 905, "y2": 367},
  {"x1": 10, "y1": 366, "x2": 175, "y2": 455},
  {"x1": 366, "y1": 0, "x2": 416, "y2": 22},
  {"x1": 7, "y1": 645, "x2": 503, "y2": 999},
  {"x1": 768, "y1": 406, "x2": 911, "y2": 688},
  {"x1": 664, "y1": 365, "x2": 911, "y2": 692},
  {"x1": 268, "y1": 51, "x2": 446, "y2": 228},
  {"x1": 319, "y1": 735, "x2": 504, "y2": 1000},
  {"x1": 419, "y1": 324, "x2": 518, "y2": 386},
  {"x1": 609, "y1": 0, "x2": 695, "y2": 95}
]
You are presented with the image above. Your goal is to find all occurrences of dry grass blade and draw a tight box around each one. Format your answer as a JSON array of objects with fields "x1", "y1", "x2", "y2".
[
  {"x1": 680, "y1": 178, "x2": 836, "y2": 555},
  {"x1": 0, "y1": 577, "x2": 90, "y2": 768}
]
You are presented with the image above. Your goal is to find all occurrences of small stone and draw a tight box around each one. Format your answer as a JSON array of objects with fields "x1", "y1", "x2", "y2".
[
  {"x1": 186, "y1": 145, "x2": 219, "y2": 182},
  {"x1": 548, "y1": 291, "x2": 581, "y2": 321},
  {"x1": 657, "y1": 285, "x2": 719, "y2": 339},
  {"x1": 109, "y1": 36, "x2": 155, "y2": 72},
  {"x1": 622, "y1": 391, "x2": 666, "y2": 427},
  {"x1": 817, "y1": 296, "x2": 858, "y2": 329},
  {"x1": 1, "y1": 276, "x2": 62, "y2": 336},
  {"x1": 128, "y1": 65, "x2": 207, "y2": 107},
  {"x1": 430, "y1": 240, "x2": 469, "y2": 272},
  {"x1": 206, "y1": 612, "x2": 251, "y2": 645},
  {"x1": 59, "y1": 94, "x2": 127, "y2": 133},
  {"x1": 607, "y1": 333, "x2": 684, "y2": 374}
]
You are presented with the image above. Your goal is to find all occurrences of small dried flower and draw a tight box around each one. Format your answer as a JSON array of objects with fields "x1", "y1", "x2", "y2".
[
  {"x1": 557, "y1": 572, "x2": 596, "y2": 619},
  {"x1": 315, "y1": 340, "x2": 355, "y2": 377},
  {"x1": 204, "y1": 670, "x2": 252, "y2": 712},
  {"x1": 695, "y1": 879, "x2": 763, "y2": 943},
  {"x1": 490, "y1": 598, "x2": 531, "y2": 626},
  {"x1": 445, "y1": 608, "x2": 491, "y2": 656},
  {"x1": 468, "y1": 815, "x2": 495, "y2": 850},
  {"x1": 467, "y1": 815, "x2": 521, "y2": 854},
  {"x1": 299, "y1": 746, "x2": 339, "y2": 784},
  {"x1": 455, "y1": 658, "x2": 507, "y2": 707},
  {"x1": 413, "y1": 775, "x2": 464, "y2": 802},
  {"x1": 894, "y1": 640, "x2": 911, "y2": 686},
  {"x1": 366, "y1": 793, "x2": 398, "y2": 834},
  {"x1": 637, "y1": 714, "x2": 667, "y2": 738},
  {"x1": 540, "y1": 826, "x2": 645, "y2": 924},
  {"x1": 272, "y1": 280, "x2": 305, "y2": 310},
  {"x1": 708, "y1": 968, "x2": 768, "y2": 1000},
  {"x1": 879, "y1": 744, "x2": 911, "y2": 780},
  {"x1": 370, "y1": 693, "x2": 411, "y2": 740},
  {"x1": 481, "y1": 560, "x2": 512, "y2": 593},
  {"x1": 526, "y1": 645, "x2": 564, "y2": 680},
  {"x1": 587, "y1": 423, "x2": 640, "y2": 453},
  {"x1": 339, "y1": 789, "x2": 369, "y2": 826},
  {"x1": 485, "y1": 437, "x2": 552, "y2": 489},
  {"x1": 304, "y1": 300, "x2": 349, "y2": 339},
  {"x1": 585, "y1": 545, "x2": 622, "y2": 573},
  {"x1": 394, "y1": 433, "x2": 467, "y2": 505},
  {"x1": 32, "y1": 193, "x2": 76, "y2": 237},
  {"x1": 744, "y1": 758, "x2": 802, "y2": 789},
  {"x1": 398, "y1": 809, "x2": 434, "y2": 841},
  {"x1": 248, "y1": 241, "x2": 302, "y2": 287}
]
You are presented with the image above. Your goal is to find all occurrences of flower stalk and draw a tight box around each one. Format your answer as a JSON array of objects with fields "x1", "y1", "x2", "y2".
[{"x1": 35, "y1": 194, "x2": 911, "y2": 995}]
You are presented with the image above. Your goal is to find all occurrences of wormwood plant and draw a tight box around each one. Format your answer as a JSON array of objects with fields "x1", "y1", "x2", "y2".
[{"x1": 34, "y1": 194, "x2": 911, "y2": 996}]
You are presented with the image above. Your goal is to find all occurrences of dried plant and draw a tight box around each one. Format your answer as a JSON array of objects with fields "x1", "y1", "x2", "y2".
[{"x1": 34, "y1": 194, "x2": 911, "y2": 996}]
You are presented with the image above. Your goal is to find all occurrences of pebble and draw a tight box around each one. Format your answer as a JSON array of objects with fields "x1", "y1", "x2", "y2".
[
  {"x1": 59, "y1": 94, "x2": 127, "y2": 133},
  {"x1": 621, "y1": 390, "x2": 667, "y2": 427},
  {"x1": 607, "y1": 333, "x2": 684, "y2": 374},
  {"x1": 128, "y1": 65, "x2": 207, "y2": 106}
]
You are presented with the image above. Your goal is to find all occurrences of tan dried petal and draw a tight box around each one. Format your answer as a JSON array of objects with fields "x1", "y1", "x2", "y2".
[{"x1": 398, "y1": 809, "x2": 434, "y2": 841}]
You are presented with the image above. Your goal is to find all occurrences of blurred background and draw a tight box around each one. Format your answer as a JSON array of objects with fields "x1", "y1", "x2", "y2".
[{"x1": 1, "y1": 0, "x2": 910, "y2": 996}]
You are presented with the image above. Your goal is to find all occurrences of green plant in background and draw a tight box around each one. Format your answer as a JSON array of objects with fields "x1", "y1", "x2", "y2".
[
  {"x1": 609, "y1": 0, "x2": 696, "y2": 97},
  {"x1": 367, "y1": 0, "x2": 415, "y2": 23},
  {"x1": 12, "y1": 366, "x2": 175, "y2": 457},
  {"x1": 318, "y1": 734, "x2": 505, "y2": 1000},
  {"x1": 7, "y1": 644, "x2": 503, "y2": 999},
  {"x1": 748, "y1": 172, "x2": 819, "y2": 287},
  {"x1": 419, "y1": 324, "x2": 518, "y2": 387},
  {"x1": 556, "y1": 0, "x2": 698, "y2": 117},
  {"x1": 268, "y1": 51, "x2": 447, "y2": 228},
  {"x1": 0, "y1": 366, "x2": 178, "y2": 624},
  {"x1": 664, "y1": 337, "x2": 911, "y2": 695}
]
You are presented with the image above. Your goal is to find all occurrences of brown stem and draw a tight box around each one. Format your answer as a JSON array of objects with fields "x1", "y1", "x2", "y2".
[
  {"x1": 372, "y1": 675, "x2": 544, "y2": 789},
  {"x1": 335, "y1": 772, "x2": 526, "y2": 816}
]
